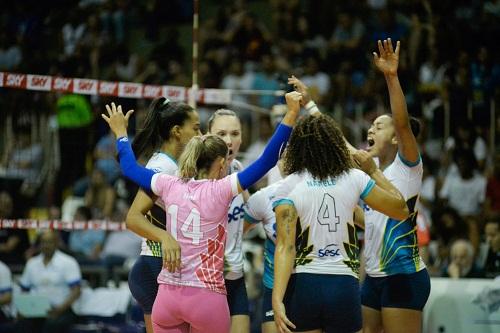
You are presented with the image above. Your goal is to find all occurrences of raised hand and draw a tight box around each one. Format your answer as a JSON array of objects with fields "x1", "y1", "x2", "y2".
[
  {"x1": 101, "y1": 102, "x2": 134, "y2": 138},
  {"x1": 284, "y1": 91, "x2": 303, "y2": 114},
  {"x1": 288, "y1": 75, "x2": 311, "y2": 105},
  {"x1": 352, "y1": 150, "x2": 378, "y2": 175},
  {"x1": 373, "y1": 38, "x2": 400, "y2": 76}
]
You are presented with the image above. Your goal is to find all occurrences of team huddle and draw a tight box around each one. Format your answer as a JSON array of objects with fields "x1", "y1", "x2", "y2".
[{"x1": 102, "y1": 39, "x2": 430, "y2": 333}]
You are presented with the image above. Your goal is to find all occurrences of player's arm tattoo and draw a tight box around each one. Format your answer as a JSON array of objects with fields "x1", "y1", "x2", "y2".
[{"x1": 276, "y1": 206, "x2": 298, "y2": 253}]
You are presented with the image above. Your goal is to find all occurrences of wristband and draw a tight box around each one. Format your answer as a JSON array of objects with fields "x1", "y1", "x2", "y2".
[{"x1": 304, "y1": 100, "x2": 320, "y2": 115}]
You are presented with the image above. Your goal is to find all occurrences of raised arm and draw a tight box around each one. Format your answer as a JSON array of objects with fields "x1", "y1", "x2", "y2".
[
  {"x1": 236, "y1": 92, "x2": 301, "y2": 192},
  {"x1": 101, "y1": 103, "x2": 155, "y2": 193},
  {"x1": 373, "y1": 39, "x2": 419, "y2": 164}
]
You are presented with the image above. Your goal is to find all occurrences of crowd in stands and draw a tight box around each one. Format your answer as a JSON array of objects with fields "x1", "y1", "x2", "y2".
[{"x1": 0, "y1": 0, "x2": 499, "y2": 332}]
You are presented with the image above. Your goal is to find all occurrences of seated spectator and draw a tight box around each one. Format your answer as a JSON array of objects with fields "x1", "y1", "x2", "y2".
[
  {"x1": 485, "y1": 151, "x2": 500, "y2": 219},
  {"x1": 300, "y1": 55, "x2": 330, "y2": 105},
  {"x1": 443, "y1": 239, "x2": 484, "y2": 279},
  {"x1": 439, "y1": 150, "x2": 487, "y2": 217},
  {"x1": 93, "y1": 131, "x2": 121, "y2": 184},
  {"x1": 0, "y1": 260, "x2": 14, "y2": 330},
  {"x1": 0, "y1": 191, "x2": 30, "y2": 266},
  {"x1": 429, "y1": 207, "x2": 469, "y2": 275},
  {"x1": 84, "y1": 167, "x2": 116, "y2": 219},
  {"x1": 68, "y1": 206, "x2": 106, "y2": 265},
  {"x1": 17, "y1": 230, "x2": 81, "y2": 333},
  {"x1": 0, "y1": 124, "x2": 43, "y2": 216},
  {"x1": 100, "y1": 230, "x2": 141, "y2": 282},
  {"x1": 482, "y1": 219, "x2": 500, "y2": 278}
]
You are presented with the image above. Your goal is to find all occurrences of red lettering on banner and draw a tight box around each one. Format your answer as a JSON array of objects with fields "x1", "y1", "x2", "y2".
[
  {"x1": 118, "y1": 82, "x2": 142, "y2": 98},
  {"x1": 73, "y1": 79, "x2": 97, "y2": 94},
  {"x1": 79, "y1": 82, "x2": 93, "y2": 91},
  {"x1": 99, "y1": 81, "x2": 118, "y2": 95},
  {"x1": 1, "y1": 220, "x2": 15, "y2": 228},
  {"x1": 17, "y1": 219, "x2": 38, "y2": 229},
  {"x1": 73, "y1": 221, "x2": 87, "y2": 230},
  {"x1": 168, "y1": 90, "x2": 181, "y2": 98},
  {"x1": 53, "y1": 77, "x2": 73, "y2": 91},
  {"x1": 88, "y1": 220, "x2": 106, "y2": 230},
  {"x1": 6, "y1": 74, "x2": 26, "y2": 88},
  {"x1": 32, "y1": 77, "x2": 48, "y2": 86},
  {"x1": 143, "y1": 85, "x2": 162, "y2": 98}
]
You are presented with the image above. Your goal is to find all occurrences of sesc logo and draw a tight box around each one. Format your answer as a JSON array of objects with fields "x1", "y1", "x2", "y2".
[{"x1": 318, "y1": 243, "x2": 341, "y2": 258}]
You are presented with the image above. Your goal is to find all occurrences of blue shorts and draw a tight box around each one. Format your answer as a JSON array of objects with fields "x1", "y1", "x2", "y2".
[
  {"x1": 262, "y1": 286, "x2": 274, "y2": 322},
  {"x1": 361, "y1": 269, "x2": 431, "y2": 311},
  {"x1": 225, "y1": 277, "x2": 249, "y2": 316},
  {"x1": 284, "y1": 273, "x2": 361, "y2": 333},
  {"x1": 128, "y1": 255, "x2": 162, "y2": 314}
]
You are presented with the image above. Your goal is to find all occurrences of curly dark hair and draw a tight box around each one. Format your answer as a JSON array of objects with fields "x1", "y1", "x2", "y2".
[{"x1": 283, "y1": 114, "x2": 352, "y2": 180}]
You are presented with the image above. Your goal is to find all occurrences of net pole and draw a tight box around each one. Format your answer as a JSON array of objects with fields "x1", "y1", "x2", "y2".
[{"x1": 189, "y1": 0, "x2": 199, "y2": 108}]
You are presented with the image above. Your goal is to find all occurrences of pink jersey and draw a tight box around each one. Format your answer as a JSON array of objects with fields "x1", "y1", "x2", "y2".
[{"x1": 151, "y1": 173, "x2": 239, "y2": 294}]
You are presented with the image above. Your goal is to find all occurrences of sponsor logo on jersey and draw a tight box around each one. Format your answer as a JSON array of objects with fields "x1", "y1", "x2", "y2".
[
  {"x1": 318, "y1": 243, "x2": 341, "y2": 258},
  {"x1": 228, "y1": 203, "x2": 245, "y2": 223}
]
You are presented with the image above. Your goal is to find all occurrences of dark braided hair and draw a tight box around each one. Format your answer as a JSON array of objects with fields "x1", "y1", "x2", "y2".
[{"x1": 283, "y1": 114, "x2": 352, "y2": 180}]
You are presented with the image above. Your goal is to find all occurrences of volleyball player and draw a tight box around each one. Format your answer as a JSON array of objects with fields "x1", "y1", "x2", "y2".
[
  {"x1": 207, "y1": 109, "x2": 250, "y2": 333},
  {"x1": 102, "y1": 92, "x2": 301, "y2": 333},
  {"x1": 361, "y1": 39, "x2": 430, "y2": 333},
  {"x1": 125, "y1": 98, "x2": 201, "y2": 333},
  {"x1": 271, "y1": 114, "x2": 410, "y2": 333}
]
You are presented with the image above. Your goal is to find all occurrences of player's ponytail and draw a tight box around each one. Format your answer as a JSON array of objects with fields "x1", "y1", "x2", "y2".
[
  {"x1": 132, "y1": 98, "x2": 194, "y2": 159},
  {"x1": 178, "y1": 135, "x2": 228, "y2": 180}
]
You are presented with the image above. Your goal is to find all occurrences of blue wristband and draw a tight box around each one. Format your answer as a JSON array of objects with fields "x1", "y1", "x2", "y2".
[
  {"x1": 116, "y1": 137, "x2": 155, "y2": 192},
  {"x1": 237, "y1": 124, "x2": 292, "y2": 190}
]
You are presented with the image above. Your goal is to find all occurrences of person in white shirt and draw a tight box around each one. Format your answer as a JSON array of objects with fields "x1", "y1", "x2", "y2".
[
  {"x1": 0, "y1": 260, "x2": 13, "y2": 329},
  {"x1": 17, "y1": 230, "x2": 81, "y2": 333}
]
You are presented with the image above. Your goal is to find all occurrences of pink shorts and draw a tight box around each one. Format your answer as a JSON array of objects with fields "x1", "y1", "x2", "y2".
[{"x1": 152, "y1": 283, "x2": 230, "y2": 333}]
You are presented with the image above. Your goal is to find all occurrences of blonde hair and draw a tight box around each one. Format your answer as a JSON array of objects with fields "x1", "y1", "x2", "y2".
[
  {"x1": 178, "y1": 135, "x2": 228, "y2": 179},
  {"x1": 207, "y1": 109, "x2": 240, "y2": 132}
]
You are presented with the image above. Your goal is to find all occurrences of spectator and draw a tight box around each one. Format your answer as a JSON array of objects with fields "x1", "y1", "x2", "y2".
[
  {"x1": 100, "y1": 230, "x2": 141, "y2": 281},
  {"x1": 55, "y1": 94, "x2": 93, "y2": 205},
  {"x1": 439, "y1": 150, "x2": 487, "y2": 217},
  {"x1": 482, "y1": 219, "x2": 500, "y2": 278},
  {"x1": 68, "y1": 206, "x2": 106, "y2": 265},
  {"x1": 0, "y1": 260, "x2": 14, "y2": 330},
  {"x1": 429, "y1": 207, "x2": 468, "y2": 276},
  {"x1": 93, "y1": 130, "x2": 121, "y2": 185},
  {"x1": 300, "y1": 55, "x2": 331, "y2": 105},
  {"x1": 0, "y1": 191, "x2": 30, "y2": 266},
  {"x1": 17, "y1": 230, "x2": 81, "y2": 333},
  {"x1": 0, "y1": 31, "x2": 22, "y2": 71},
  {"x1": 84, "y1": 167, "x2": 116, "y2": 219},
  {"x1": 251, "y1": 54, "x2": 281, "y2": 109},
  {"x1": 485, "y1": 151, "x2": 500, "y2": 219},
  {"x1": 328, "y1": 12, "x2": 365, "y2": 66},
  {"x1": 443, "y1": 239, "x2": 484, "y2": 279}
]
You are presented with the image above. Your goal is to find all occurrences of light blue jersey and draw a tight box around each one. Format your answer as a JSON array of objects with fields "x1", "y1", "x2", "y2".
[{"x1": 244, "y1": 181, "x2": 282, "y2": 289}]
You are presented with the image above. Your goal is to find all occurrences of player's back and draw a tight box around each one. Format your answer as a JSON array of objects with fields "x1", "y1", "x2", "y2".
[
  {"x1": 273, "y1": 169, "x2": 374, "y2": 277},
  {"x1": 152, "y1": 173, "x2": 239, "y2": 294}
]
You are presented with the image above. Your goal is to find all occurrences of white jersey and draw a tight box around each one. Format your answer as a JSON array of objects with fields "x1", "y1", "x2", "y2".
[
  {"x1": 140, "y1": 152, "x2": 178, "y2": 257},
  {"x1": 224, "y1": 159, "x2": 246, "y2": 280},
  {"x1": 363, "y1": 153, "x2": 426, "y2": 277},
  {"x1": 272, "y1": 170, "x2": 375, "y2": 278}
]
